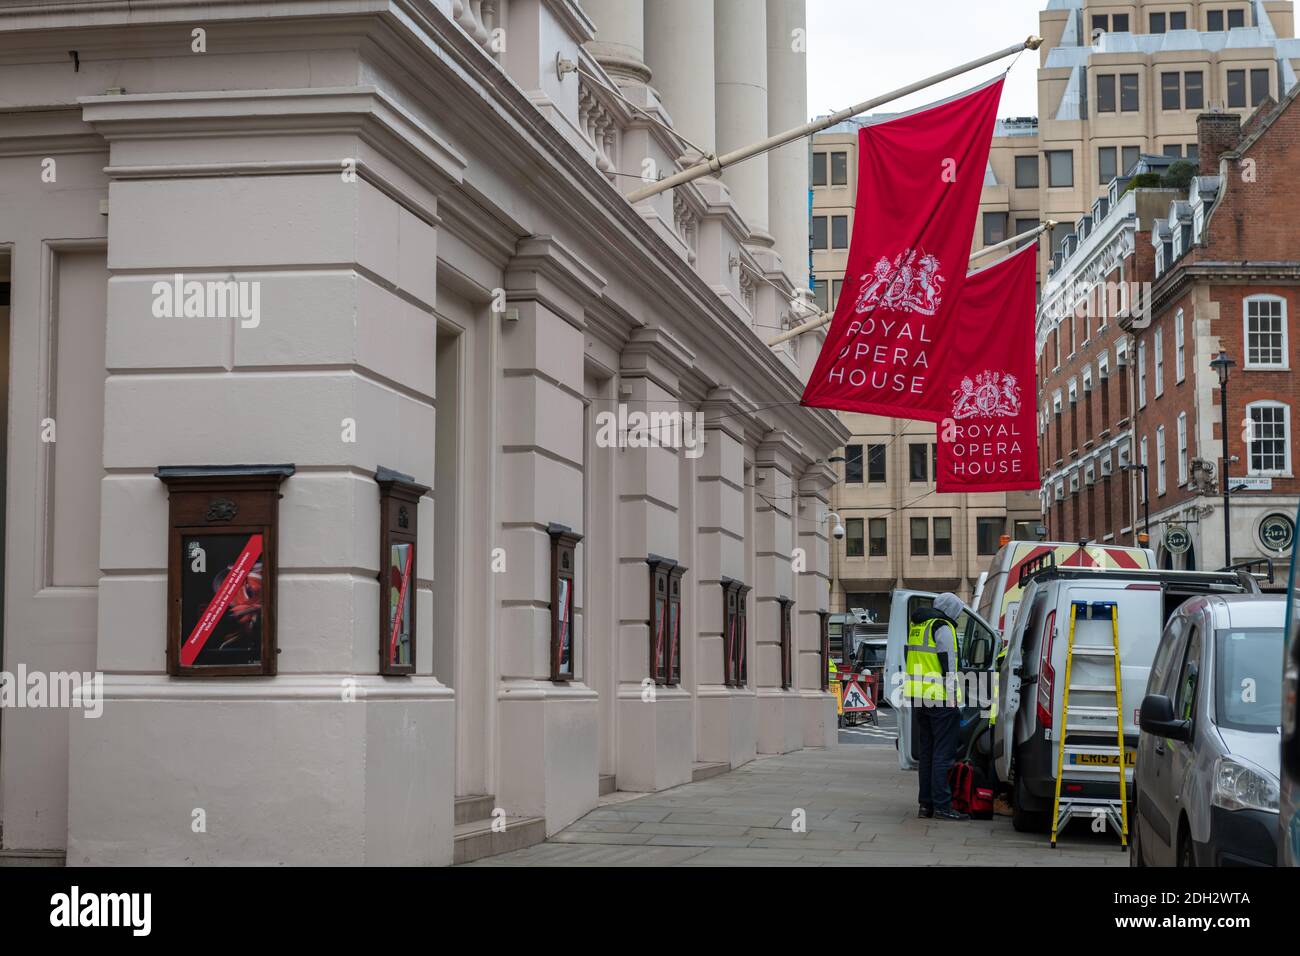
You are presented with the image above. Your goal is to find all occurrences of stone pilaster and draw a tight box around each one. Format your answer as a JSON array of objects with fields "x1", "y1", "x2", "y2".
[
  {"x1": 714, "y1": 0, "x2": 772, "y2": 246},
  {"x1": 797, "y1": 463, "x2": 837, "y2": 747}
]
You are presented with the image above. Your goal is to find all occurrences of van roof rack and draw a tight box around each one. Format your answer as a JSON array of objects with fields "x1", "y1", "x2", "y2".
[
  {"x1": 1222, "y1": 558, "x2": 1274, "y2": 584},
  {"x1": 1018, "y1": 564, "x2": 1261, "y2": 593}
]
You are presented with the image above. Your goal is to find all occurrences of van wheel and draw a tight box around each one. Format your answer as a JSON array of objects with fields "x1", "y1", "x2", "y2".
[
  {"x1": 1011, "y1": 775, "x2": 1049, "y2": 833},
  {"x1": 1128, "y1": 794, "x2": 1144, "y2": 866},
  {"x1": 1176, "y1": 823, "x2": 1196, "y2": 868}
]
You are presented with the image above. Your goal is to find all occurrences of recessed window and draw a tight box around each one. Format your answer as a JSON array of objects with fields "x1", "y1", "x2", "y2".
[
  {"x1": 1185, "y1": 71, "x2": 1204, "y2": 110},
  {"x1": 813, "y1": 279, "x2": 828, "y2": 312},
  {"x1": 1150, "y1": 11, "x2": 1166, "y2": 33},
  {"x1": 1112, "y1": 13, "x2": 1129, "y2": 32},
  {"x1": 831, "y1": 278, "x2": 843, "y2": 308},
  {"x1": 866, "y1": 443, "x2": 887, "y2": 482},
  {"x1": 1015, "y1": 217, "x2": 1038, "y2": 247},
  {"x1": 831, "y1": 151, "x2": 848, "y2": 185},
  {"x1": 844, "y1": 444, "x2": 864, "y2": 483},
  {"x1": 1245, "y1": 295, "x2": 1287, "y2": 367},
  {"x1": 1097, "y1": 74, "x2": 1117, "y2": 112},
  {"x1": 1171, "y1": 11, "x2": 1187, "y2": 29},
  {"x1": 1099, "y1": 146, "x2": 1117, "y2": 184},
  {"x1": 1161, "y1": 72, "x2": 1181, "y2": 110},
  {"x1": 812, "y1": 152, "x2": 827, "y2": 186},
  {"x1": 1156, "y1": 426, "x2": 1167, "y2": 496},
  {"x1": 1154, "y1": 325, "x2": 1164, "y2": 397},
  {"x1": 1092, "y1": 14, "x2": 1108, "y2": 33},
  {"x1": 1137, "y1": 339, "x2": 1147, "y2": 407},
  {"x1": 1120, "y1": 74, "x2": 1140, "y2": 111},
  {"x1": 845, "y1": 517, "x2": 865, "y2": 557},
  {"x1": 1186, "y1": 143, "x2": 1199, "y2": 163},
  {"x1": 1047, "y1": 150, "x2": 1073, "y2": 188},
  {"x1": 868, "y1": 517, "x2": 887, "y2": 557},
  {"x1": 1251, "y1": 69, "x2": 1271, "y2": 106},
  {"x1": 933, "y1": 517, "x2": 953, "y2": 556},
  {"x1": 1162, "y1": 144, "x2": 1182, "y2": 159},
  {"x1": 1227, "y1": 70, "x2": 1246, "y2": 108},
  {"x1": 811, "y1": 216, "x2": 828, "y2": 249},
  {"x1": 1247, "y1": 402, "x2": 1291, "y2": 475},
  {"x1": 831, "y1": 215, "x2": 849, "y2": 249},
  {"x1": 1208, "y1": 10, "x2": 1224, "y2": 31},
  {"x1": 1015, "y1": 154, "x2": 1039, "y2": 188},
  {"x1": 983, "y1": 212, "x2": 1008, "y2": 246},
  {"x1": 976, "y1": 516, "x2": 1005, "y2": 556},
  {"x1": 1228, "y1": 8, "x2": 1246, "y2": 29},
  {"x1": 910, "y1": 517, "x2": 929, "y2": 557},
  {"x1": 1175, "y1": 308, "x2": 1186, "y2": 382},
  {"x1": 1177, "y1": 412, "x2": 1189, "y2": 485},
  {"x1": 1122, "y1": 145, "x2": 1141, "y2": 175},
  {"x1": 909, "y1": 443, "x2": 929, "y2": 482}
]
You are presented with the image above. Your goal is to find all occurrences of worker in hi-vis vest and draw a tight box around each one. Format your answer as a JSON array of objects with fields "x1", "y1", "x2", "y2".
[{"x1": 905, "y1": 592, "x2": 970, "y2": 821}]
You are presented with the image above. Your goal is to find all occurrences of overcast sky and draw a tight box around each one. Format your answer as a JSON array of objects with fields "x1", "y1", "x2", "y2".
[{"x1": 806, "y1": 0, "x2": 1047, "y2": 121}]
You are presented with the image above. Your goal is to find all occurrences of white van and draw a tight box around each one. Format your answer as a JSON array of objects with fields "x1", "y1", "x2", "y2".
[
  {"x1": 994, "y1": 565, "x2": 1258, "y2": 832},
  {"x1": 883, "y1": 588, "x2": 1001, "y2": 771}
]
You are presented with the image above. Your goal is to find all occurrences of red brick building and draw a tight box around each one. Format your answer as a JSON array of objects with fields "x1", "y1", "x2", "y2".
[{"x1": 1131, "y1": 93, "x2": 1300, "y2": 572}]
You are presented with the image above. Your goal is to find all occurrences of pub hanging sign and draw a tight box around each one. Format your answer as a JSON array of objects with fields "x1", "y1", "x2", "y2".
[{"x1": 157, "y1": 465, "x2": 295, "y2": 677}]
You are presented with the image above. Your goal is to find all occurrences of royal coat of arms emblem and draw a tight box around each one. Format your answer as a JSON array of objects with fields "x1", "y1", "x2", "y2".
[
  {"x1": 853, "y1": 248, "x2": 945, "y2": 316},
  {"x1": 951, "y1": 370, "x2": 1021, "y2": 420}
]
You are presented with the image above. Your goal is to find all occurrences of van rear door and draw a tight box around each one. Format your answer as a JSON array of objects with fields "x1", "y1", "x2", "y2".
[
  {"x1": 1050, "y1": 583, "x2": 1163, "y2": 780},
  {"x1": 885, "y1": 589, "x2": 936, "y2": 770}
]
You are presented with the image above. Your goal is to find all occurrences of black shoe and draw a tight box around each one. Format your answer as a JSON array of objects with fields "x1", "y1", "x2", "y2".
[
  {"x1": 934, "y1": 807, "x2": 970, "y2": 821},
  {"x1": 917, "y1": 804, "x2": 934, "y2": 819}
]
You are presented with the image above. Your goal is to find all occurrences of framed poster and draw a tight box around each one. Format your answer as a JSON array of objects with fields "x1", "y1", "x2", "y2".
[
  {"x1": 548, "y1": 523, "x2": 582, "y2": 682},
  {"x1": 778, "y1": 596, "x2": 794, "y2": 690},
  {"x1": 667, "y1": 565, "x2": 686, "y2": 686},
  {"x1": 158, "y1": 465, "x2": 294, "y2": 677},
  {"x1": 647, "y1": 555, "x2": 674, "y2": 685},
  {"x1": 376, "y1": 467, "x2": 430, "y2": 676}
]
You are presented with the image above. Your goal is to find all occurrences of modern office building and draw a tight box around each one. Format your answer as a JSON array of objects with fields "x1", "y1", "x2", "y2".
[{"x1": 0, "y1": 0, "x2": 848, "y2": 866}]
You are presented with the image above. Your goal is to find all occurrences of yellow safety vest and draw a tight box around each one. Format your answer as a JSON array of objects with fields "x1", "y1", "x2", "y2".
[{"x1": 904, "y1": 619, "x2": 960, "y2": 705}]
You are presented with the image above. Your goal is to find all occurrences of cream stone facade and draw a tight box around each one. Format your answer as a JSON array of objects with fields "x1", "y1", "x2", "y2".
[{"x1": 0, "y1": 0, "x2": 847, "y2": 866}]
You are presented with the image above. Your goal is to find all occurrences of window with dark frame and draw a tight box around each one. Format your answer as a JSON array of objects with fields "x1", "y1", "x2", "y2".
[
  {"x1": 1185, "y1": 71, "x2": 1204, "y2": 110},
  {"x1": 844, "y1": 443, "x2": 864, "y2": 483},
  {"x1": 376, "y1": 466, "x2": 430, "y2": 676},
  {"x1": 1092, "y1": 14, "x2": 1107, "y2": 33},
  {"x1": 1161, "y1": 72, "x2": 1181, "y2": 110},
  {"x1": 778, "y1": 597, "x2": 794, "y2": 690},
  {"x1": 1016, "y1": 218, "x2": 1039, "y2": 247},
  {"x1": 933, "y1": 516, "x2": 953, "y2": 556},
  {"x1": 648, "y1": 555, "x2": 686, "y2": 686},
  {"x1": 831, "y1": 215, "x2": 849, "y2": 249},
  {"x1": 1112, "y1": 13, "x2": 1129, "y2": 32},
  {"x1": 983, "y1": 212, "x2": 1008, "y2": 246},
  {"x1": 812, "y1": 152, "x2": 827, "y2": 186},
  {"x1": 1015, "y1": 154, "x2": 1039, "y2": 189},
  {"x1": 158, "y1": 464, "x2": 295, "y2": 678},
  {"x1": 868, "y1": 517, "x2": 887, "y2": 557},
  {"x1": 1047, "y1": 150, "x2": 1073, "y2": 188},
  {"x1": 909, "y1": 443, "x2": 928, "y2": 482},
  {"x1": 1122, "y1": 145, "x2": 1141, "y2": 176},
  {"x1": 721, "y1": 579, "x2": 750, "y2": 687},
  {"x1": 1171, "y1": 11, "x2": 1187, "y2": 29},
  {"x1": 976, "y1": 516, "x2": 1005, "y2": 555},
  {"x1": 814, "y1": 279, "x2": 828, "y2": 312},
  {"x1": 832, "y1": 279, "x2": 843, "y2": 308},
  {"x1": 910, "y1": 516, "x2": 929, "y2": 557},
  {"x1": 811, "y1": 216, "x2": 828, "y2": 249},
  {"x1": 867, "y1": 443, "x2": 887, "y2": 483},
  {"x1": 831, "y1": 151, "x2": 848, "y2": 185},
  {"x1": 1163, "y1": 144, "x2": 1183, "y2": 158},
  {"x1": 1208, "y1": 9, "x2": 1224, "y2": 31},
  {"x1": 845, "y1": 517, "x2": 865, "y2": 557},
  {"x1": 819, "y1": 610, "x2": 830, "y2": 691},
  {"x1": 1120, "y1": 73, "x2": 1139, "y2": 111},
  {"x1": 549, "y1": 523, "x2": 582, "y2": 681},
  {"x1": 1251, "y1": 68, "x2": 1270, "y2": 106},
  {"x1": 1099, "y1": 146, "x2": 1117, "y2": 184},
  {"x1": 1150, "y1": 11, "x2": 1166, "y2": 33},
  {"x1": 1097, "y1": 74, "x2": 1116, "y2": 113},
  {"x1": 1228, "y1": 8, "x2": 1245, "y2": 29},
  {"x1": 1227, "y1": 69, "x2": 1246, "y2": 108}
]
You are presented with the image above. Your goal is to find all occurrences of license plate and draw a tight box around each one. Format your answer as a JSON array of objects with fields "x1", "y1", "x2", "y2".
[{"x1": 1071, "y1": 751, "x2": 1136, "y2": 766}]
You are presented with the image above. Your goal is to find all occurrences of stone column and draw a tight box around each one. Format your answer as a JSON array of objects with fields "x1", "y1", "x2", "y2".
[
  {"x1": 583, "y1": 0, "x2": 651, "y2": 86},
  {"x1": 497, "y1": 236, "x2": 605, "y2": 833},
  {"x1": 695, "y1": 389, "x2": 758, "y2": 768},
  {"x1": 645, "y1": 0, "x2": 716, "y2": 161},
  {"x1": 797, "y1": 463, "x2": 837, "y2": 747},
  {"x1": 614, "y1": 328, "x2": 695, "y2": 793},
  {"x1": 714, "y1": 0, "x2": 772, "y2": 245},
  {"x1": 766, "y1": 0, "x2": 809, "y2": 285},
  {"x1": 754, "y1": 431, "x2": 802, "y2": 754}
]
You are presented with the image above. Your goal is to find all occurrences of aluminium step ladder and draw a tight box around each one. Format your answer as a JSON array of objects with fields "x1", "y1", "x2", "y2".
[{"x1": 1049, "y1": 600, "x2": 1129, "y2": 849}]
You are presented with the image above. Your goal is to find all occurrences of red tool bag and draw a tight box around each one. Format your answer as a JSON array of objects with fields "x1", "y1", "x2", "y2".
[{"x1": 947, "y1": 761, "x2": 994, "y2": 819}]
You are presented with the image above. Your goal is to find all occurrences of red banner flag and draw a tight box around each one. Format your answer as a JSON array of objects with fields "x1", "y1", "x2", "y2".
[
  {"x1": 801, "y1": 77, "x2": 1005, "y2": 420},
  {"x1": 935, "y1": 243, "x2": 1039, "y2": 493}
]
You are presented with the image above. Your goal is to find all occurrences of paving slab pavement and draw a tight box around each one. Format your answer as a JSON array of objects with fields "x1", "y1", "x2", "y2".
[{"x1": 464, "y1": 744, "x2": 1132, "y2": 866}]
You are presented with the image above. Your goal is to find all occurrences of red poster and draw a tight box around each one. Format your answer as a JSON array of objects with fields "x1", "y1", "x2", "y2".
[
  {"x1": 801, "y1": 77, "x2": 1005, "y2": 421},
  {"x1": 935, "y1": 243, "x2": 1039, "y2": 493}
]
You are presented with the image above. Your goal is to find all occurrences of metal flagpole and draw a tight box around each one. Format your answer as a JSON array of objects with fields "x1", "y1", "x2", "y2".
[
  {"x1": 626, "y1": 36, "x2": 1043, "y2": 204},
  {"x1": 765, "y1": 221, "x2": 1054, "y2": 348}
]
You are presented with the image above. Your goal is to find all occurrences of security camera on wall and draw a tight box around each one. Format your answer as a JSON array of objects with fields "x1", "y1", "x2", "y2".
[{"x1": 833, "y1": 524, "x2": 846, "y2": 541}]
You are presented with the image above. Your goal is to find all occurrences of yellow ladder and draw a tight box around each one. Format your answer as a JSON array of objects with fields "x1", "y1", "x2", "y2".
[{"x1": 1050, "y1": 600, "x2": 1129, "y2": 849}]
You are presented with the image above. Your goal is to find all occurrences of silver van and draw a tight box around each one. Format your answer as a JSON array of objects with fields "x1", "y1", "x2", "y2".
[
  {"x1": 1132, "y1": 594, "x2": 1283, "y2": 867},
  {"x1": 994, "y1": 564, "x2": 1258, "y2": 833}
]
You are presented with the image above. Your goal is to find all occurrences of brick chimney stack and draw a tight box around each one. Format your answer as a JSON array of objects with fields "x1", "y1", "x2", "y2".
[{"x1": 1197, "y1": 111, "x2": 1243, "y2": 175}]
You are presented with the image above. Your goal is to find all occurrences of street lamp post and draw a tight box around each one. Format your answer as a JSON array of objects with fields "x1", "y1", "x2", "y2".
[
  {"x1": 1211, "y1": 351, "x2": 1236, "y2": 568},
  {"x1": 1121, "y1": 463, "x2": 1149, "y2": 547}
]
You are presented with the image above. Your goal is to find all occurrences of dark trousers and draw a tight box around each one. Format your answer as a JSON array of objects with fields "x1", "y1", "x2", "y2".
[{"x1": 914, "y1": 705, "x2": 960, "y2": 810}]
